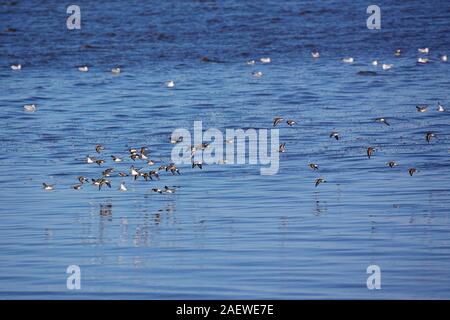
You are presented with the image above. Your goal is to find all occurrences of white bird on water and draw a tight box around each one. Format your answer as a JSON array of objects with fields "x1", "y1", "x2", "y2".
[
  {"x1": 382, "y1": 63, "x2": 393, "y2": 70},
  {"x1": 166, "y1": 80, "x2": 175, "y2": 88},
  {"x1": 417, "y1": 57, "x2": 429, "y2": 64},
  {"x1": 252, "y1": 71, "x2": 263, "y2": 78},
  {"x1": 418, "y1": 47, "x2": 429, "y2": 54},
  {"x1": 342, "y1": 57, "x2": 354, "y2": 63},
  {"x1": 23, "y1": 104, "x2": 37, "y2": 112},
  {"x1": 372, "y1": 60, "x2": 378, "y2": 66},
  {"x1": 11, "y1": 64, "x2": 21, "y2": 70},
  {"x1": 260, "y1": 57, "x2": 271, "y2": 64},
  {"x1": 441, "y1": 54, "x2": 448, "y2": 62},
  {"x1": 111, "y1": 67, "x2": 121, "y2": 74},
  {"x1": 311, "y1": 51, "x2": 320, "y2": 59},
  {"x1": 78, "y1": 66, "x2": 89, "y2": 72},
  {"x1": 437, "y1": 101, "x2": 446, "y2": 112},
  {"x1": 119, "y1": 182, "x2": 127, "y2": 192}
]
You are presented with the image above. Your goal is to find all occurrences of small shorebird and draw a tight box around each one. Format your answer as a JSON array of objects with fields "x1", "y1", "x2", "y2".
[
  {"x1": 309, "y1": 163, "x2": 319, "y2": 170},
  {"x1": 394, "y1": 49, "x2": 401, "y2": 56},
  {"x1": 426, "y1": 132, "x2": 436, "y2": 143},
  {"x1": 95, "y1": 144, "x2": 104, "y2": 153},
  {"x1": 23, "y1": 104, "x2": 36, "y2": 112},
  {"x1": 252, "y1": 71, "x2": 263, "y2": 77},
  {"x1": 118, "y1": 172, "x2": 128, "y2": 177},
  {"x1": 166, "y1": 163, "x2": 181, "y2": 175},
  {"x1": 111, "y1": 155, "x2": 122, "y2": 162},
  {"x1": 342, "y1": 57, "x2": 354, "y2": 63},
  {"x1": 11, "y1": 64, "x2": 22, "y2": 70},
  {"x1": 311, "y1": 51, "x2": 320, "y2": 59},
  {"x1": 418, "y1": 47, "x2": 429, "y2": 54},
  {"x1": 150, "y1": 170, "x2": 160, "y2": 180},
  {"x1": 152, "y1": 188, "x2": 163, "y2": 193},
  {"x1": 192, "y1": 161, "x2": 203, "y2": 169},
  {"x1": 330, "y1": 131, "x2": 340, "y2": 140},
  {"x1": 408, "y1": 168, "x2": 417, "y2": 176},
  {"x1": 163, "y1": 186, "x2": 176, "y2": 193},
  {"x1": 315, "y1": 178, "x2": 326, "y2": 187},
  {"x1": 119, "y1": 182, "x2": 127, "y2": 192},
  {"x1": 416, "y1": 105, "x2": 428, "y2": 113},
  {"x1": 42, "y1": 183, "x2": 54, "y2": 191},
  {"x1": 273, "y1": 117, "x2": 284, "y2": 127},
  {"x1": 375, "y1": 118, "x2": 390, "y2": 126},
  {"x1": 170, "y1": 136, "x2": 183, "y2": 144},
  {"x1": 382, "y1": 63, "x2": 393, "y2": 70},
  {"x1": 437, "y1": 102, "x2": 446, "y2": 112},
  {"x1": 388, "y1": 161, "x2": 398, "y2": 168},
  {"x1": 260, "y1": 57, "x2": 271, "y2": 64},
  {"x1": 286, "y1": 119, "x2": 296, "y2": 126},
  {"x1": 279, "y1": 143, "x2": 286, "y2": 153},
  {"x1": 92, "y1": 178, "x2": 111, "y2": 190},
  {"x1": 95, "y1": 159, "x2": 105, "y2": 166},
  {"x1": 78, "y1": 176, "x2": 89, "y2": 184},
  {"x1": 166, "y1": 80, "x2": 175, "y2": 88},
  {"x1": 130, "y1": 153, "x2": 140, "y2": 161},
  {"x1": 72, "y1": 184, "x2": 82, "y2": 190},
  {"x1": 417, "y1": 57, "x2": 429, "y2": 64},
  {"x1": 111, "y1": 67, "x2": 121, "y2": 74},
  {"x1": 130, "y1": 166, "x2": 140, "y2": 180},
  {"x1": 78, "y1": 66, "x2": 89, "y2": 72},
  {"x1": 367, "y1": 147, "x2": 375, "y2": 159},
  {"x1": 147, "y1": 160, "x2": 155, "y2": 166},
  {"x1": 102, "y1": 168, "x2": 114, "y2": 177}
]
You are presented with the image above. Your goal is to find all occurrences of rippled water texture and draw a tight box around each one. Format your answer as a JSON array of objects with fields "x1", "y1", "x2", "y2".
[{"x1": 1, "y1": 0, "x2": 450, "y2": 299}]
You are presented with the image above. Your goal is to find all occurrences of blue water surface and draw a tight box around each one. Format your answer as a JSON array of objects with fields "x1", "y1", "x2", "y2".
[{"x1": 0, "y1": 0, "x2": 450, "y2": 299}]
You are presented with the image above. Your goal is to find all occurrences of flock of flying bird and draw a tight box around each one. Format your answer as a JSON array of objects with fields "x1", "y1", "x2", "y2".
[{"x1": 11, "y1": 46, "x2": 448, "y2": 192}]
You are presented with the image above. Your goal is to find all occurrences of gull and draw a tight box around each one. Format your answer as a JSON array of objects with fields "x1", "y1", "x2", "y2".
[
  {"x1": 372, "y1": 60, "x2": 378, "y2": 66},
  {"x1": 311, "y1": 51, "x2": 320, "y2": 59},
  {"x1": 111, "y1": 67, "x2": 121, "y2": 74},
  {"x1": 342, "y1": 57, "x2": 354, "y2": 63},
  {"x1": 437, "y1": 101, "x2": 446, "y2": 112},
  {"x1": 441, "y1": 55, "x2": 448, "y2": 62},
  {"x1": 86, "y1": 156, "x2": 95, "y2": 164},
  {"x1": 23, "y1": 104, "x2": 36, "y2": 112},
  {"x1": 418, "y1": 48, "x2": 429, "y2": 54},
  {"x1": 417, "y1": 57, "x2": 429, "y2": 64},
  {"x1": 416, "y1": 105, "x2": 428, "y2": 112},
  {"x1": 166, "y1": 80, "x2": 175, "y2": 88},
  {"x1": 11, "y1": 64, "x2": 21, "y2": 70},
  {"x1": 382, "y1": 63, "x2": 393, "y2": 70},
  {"x1": 78, "y1": 66, "x2": 89, "y2": 72},
  {"x1": 246, "y1": 60, "x2": 256, "y2": 65},
  {"x1": 119, "y1": 182, "x2": 127, "y2": 192},
  {"x1": 252, "y1": 71, "x2": 263, "y2": 77},
  {"x1": 42, "y1": 183, "x2": 54, "y2": 191},
  {"x1": 260, "y1": 57, "x2": 271, "y2": 63}
]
